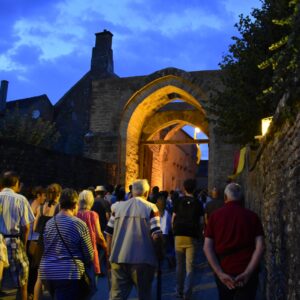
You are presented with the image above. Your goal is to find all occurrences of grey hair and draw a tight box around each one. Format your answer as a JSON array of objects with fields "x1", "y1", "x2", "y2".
[
  {"x1": 132, "y1": 179, "x2": 150, "y2": 197},
  {"x1": 78, "y1": 190, "x2": 94, "y2": 210},
  {"x1": 224, "y1": 183, "x2": 242, "y2": 201}
]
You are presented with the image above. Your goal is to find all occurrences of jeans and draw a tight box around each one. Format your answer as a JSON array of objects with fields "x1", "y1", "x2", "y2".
[
  {"x1": 175, "y1": 236, "x2": 197, "y2": 299},
  {"x1": 45, "y1": 279, "x2": 86, "y2": 300},
  {"x1": 110, "y1": 263, "x2": 155, "y2": 300},
  {"x1": 215, "y1": 272, "x2": 259, "y2": 300}
]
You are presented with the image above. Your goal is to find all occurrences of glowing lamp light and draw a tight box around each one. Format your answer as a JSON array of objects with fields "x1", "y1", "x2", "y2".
[
  {"x1": 194, "y1": 127, "x2": 201, "y2": 164},
  {"x1": 261, "y1": 117, "x2": 273, "y2": 136}
]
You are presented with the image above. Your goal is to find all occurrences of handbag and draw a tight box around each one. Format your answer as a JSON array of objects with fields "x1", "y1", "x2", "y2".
[{"x1": 54, "y1": 217, "x2": 92, "y2": 297}]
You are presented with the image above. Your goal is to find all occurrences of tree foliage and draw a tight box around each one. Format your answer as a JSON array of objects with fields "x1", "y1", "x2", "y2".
[
  {"x1": 0, "y1": 109, "x2": 60, "y2": 149},
  {"x1": 210, "y1": 0, "x2": 299, "y2": 144}
]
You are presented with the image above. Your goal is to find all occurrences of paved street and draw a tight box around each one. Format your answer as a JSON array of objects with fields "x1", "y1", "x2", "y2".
[
  {"x1": 90, "y1": 261, "x2": 218, "y2": 300},
  {"x1": 1, "y1": 249, "x2": 219, "y2": 300}
]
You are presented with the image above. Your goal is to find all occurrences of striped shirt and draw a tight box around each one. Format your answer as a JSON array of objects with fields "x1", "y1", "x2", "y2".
[
  {"x1": 105, "y1": 197, "x2": 161, "y2": 266},
  {"x1": 0, "y1": 188, "x2": 35, "y2": 235},
  {"x1": 39, "y1": 214, "x2": 93, "y2": 280}
]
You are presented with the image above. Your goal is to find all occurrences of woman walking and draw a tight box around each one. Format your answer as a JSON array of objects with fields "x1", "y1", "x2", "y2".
[
  {"x1": 39, "y1": 188, "x2": 93, "y2": 300},
  {"x1": 33, "y1": 183, "x2": 61, "y2": 300},
  {"x1": 77, "y1": 190, "x2": 107, "y2": 276}
]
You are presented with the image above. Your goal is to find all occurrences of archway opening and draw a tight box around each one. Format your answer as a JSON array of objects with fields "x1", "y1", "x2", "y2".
[{"x1": 119, "y1": 75, "x2": 209, "y2": 191}]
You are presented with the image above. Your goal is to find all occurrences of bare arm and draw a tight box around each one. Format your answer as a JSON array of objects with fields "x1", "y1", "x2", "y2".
[
  {"x1": 21, "y1": 223, "x2": 30, "y2": 248},
  {"x1": 106, "y1": 234, "x2": 112, "y2": 258},
  {"x1": 203, "y1": 237, "x2": 236, "y2": 289},
  {"x1": 171, "y1": 212, "x2": 176, "y2": 228},
  {"x1": 204, "y1": 213, "x2": 208, "y2": 225},
  {"x1": 235, "y1": 236, "x2": 264, "y2": 284},
  {"x1": 95, "y1": 220, "x2": 107, "y2": 251},
  {"x1": 33, "y1": 207, "x2": 41, "y2": 232}
]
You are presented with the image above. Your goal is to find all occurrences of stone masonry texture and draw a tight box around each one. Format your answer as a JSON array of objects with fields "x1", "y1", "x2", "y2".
[
  {"x1": 0, "y1": 138, "x2": 116, "y2": 190},
  {"x1": 238, "y1": 98, "x2": 300, "y2": 300}
]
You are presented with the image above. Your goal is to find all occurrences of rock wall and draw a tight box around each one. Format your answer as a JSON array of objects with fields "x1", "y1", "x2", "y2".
[
  {"x1": 0, "y1": 138, "x2": 116, "y2": 190},
  {"x1": 238, "y1": 98, "x2": 300, "y2": 299}
]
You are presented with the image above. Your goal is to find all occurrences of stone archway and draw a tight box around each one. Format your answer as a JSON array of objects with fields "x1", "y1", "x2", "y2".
[{"x1": 119, "y1": 70, "x2": 209, "y2": 190}]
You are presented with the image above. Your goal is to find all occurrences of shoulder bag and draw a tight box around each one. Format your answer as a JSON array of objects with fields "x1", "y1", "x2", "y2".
[{"x1": 54, "y1": 216, "x2": 92, "y2": 298}]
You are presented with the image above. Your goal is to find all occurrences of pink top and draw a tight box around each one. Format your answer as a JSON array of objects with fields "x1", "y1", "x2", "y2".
[{"x1": 77, "y1": 210, "x2": 102, "y2": 274}]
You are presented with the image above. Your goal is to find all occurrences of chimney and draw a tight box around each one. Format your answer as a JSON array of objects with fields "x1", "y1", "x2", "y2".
[
  {"x1": 0, "y1": 80, "x2": 8, "y2": 112},
  {"x1": 91, "y1": 30, "x2": 114, "y2": 76}
]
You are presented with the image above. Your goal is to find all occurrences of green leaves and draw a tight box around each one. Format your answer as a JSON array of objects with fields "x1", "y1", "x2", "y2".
[
  {"x1": 210, "y1": 0, "x2": 299, "y2": 144},
  {"x1": 0, "y1": 108, "x2": 60, "y2": 148}
]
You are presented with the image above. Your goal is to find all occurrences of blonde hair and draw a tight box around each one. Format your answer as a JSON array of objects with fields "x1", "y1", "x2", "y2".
[{"x1": 78, "y1": 190, "x2": 94, "y2": 210}]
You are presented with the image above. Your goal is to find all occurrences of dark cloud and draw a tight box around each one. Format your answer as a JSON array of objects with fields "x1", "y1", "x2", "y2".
[
  {"x1": 5, "y1": 50, "x2": 89, "y2": 103},
  {"x1": 1, "y1": 0, "x2": 259, "y2": 105}
]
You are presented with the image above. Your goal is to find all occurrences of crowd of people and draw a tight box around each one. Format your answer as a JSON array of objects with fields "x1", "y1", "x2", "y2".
[{"x1": 0, "y1": 170, "x2": 264, "y2": 300}]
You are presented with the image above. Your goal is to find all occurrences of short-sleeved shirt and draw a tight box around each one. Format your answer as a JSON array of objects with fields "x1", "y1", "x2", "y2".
[
  {"x1": 39, "y1": 214, "x2": 94, "y2": 280},
  {"x1": 105, "y1": 197, "x2": 161, "y2": 266},
  {"x1": 92, "y1": 196, "x2": 111, "y2": 231},
  {"x1": 173, "y1": 195, "x2": 202, "y2": 238},
  {"x1": 0, "y1": 188, "x2": 35, "y2": 235},
  {"x1": 205, "y1": 201, "x2": 264, "y2": 275}
]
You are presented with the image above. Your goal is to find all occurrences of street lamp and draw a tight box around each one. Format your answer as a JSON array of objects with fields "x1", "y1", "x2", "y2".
[
  {"x1": 262, "y1": 117, "x2": 273, "y2": 136},
  {"x1": 194, "y1": 127, "x2": 201, "y2": 164}
]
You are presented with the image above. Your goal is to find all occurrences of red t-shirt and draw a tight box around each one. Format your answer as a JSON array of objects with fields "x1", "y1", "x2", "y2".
[{"x1": 205, "y1": 201, "x2": 264, "y2": 275}]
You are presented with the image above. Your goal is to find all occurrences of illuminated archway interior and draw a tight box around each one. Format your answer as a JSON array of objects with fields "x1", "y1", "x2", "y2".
[{"x1": 122, "y1": 81, "x2": 209, "y2": 191}]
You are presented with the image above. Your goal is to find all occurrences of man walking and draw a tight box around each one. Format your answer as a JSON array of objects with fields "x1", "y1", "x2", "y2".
[
  {"x1": 172, "y1": 179, "x2": 202, "y2": 300},
  {"x1": 0, "y1": 171, "x2": 35, "y2": 300},
  {"x1": 204, "y1": 183, "x2": 264, "y2": 300},
  {"x1": 105, "y1": 179, "x2": 162, "y2": 300}
]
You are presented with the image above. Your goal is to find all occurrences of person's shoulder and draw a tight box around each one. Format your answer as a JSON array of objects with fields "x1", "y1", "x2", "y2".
[
  {"x1": 89, "y1": 210, "x2": 98, "y2": 218},
  {"x1": 16, "y1": 192, "x2": 28, "y2": 202},
  {"x1": 209, "y1": 204, "x2": 226, "y2": 218},
  {"x1": 242, "y1": 207, "x2": 261, "y2": 220},
  {"x1": 72, "y1": 215, "x2": 87, "y2": 225},
  {"x1": 134, "y1": 197, "x2": 158, "y2": 211},
  {"x1": 111, "y1": 201, "x2": 119, "y2": 211}
]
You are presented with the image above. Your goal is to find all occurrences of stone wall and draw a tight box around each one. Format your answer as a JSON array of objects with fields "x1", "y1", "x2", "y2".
[
  {"x1": 238, "y1": 98, "x2": 300, "y2": 299},
  {"x1": 0, "y1": 138, "x2": 117, "y2": 190}
]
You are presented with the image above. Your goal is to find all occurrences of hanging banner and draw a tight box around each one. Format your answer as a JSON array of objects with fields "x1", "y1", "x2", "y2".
[{"x1": 228, "y1": 147, "x2": 246, "y2": 180}]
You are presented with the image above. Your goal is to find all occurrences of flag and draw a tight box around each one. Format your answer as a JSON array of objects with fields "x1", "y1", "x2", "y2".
[{"x1": 228, "y1": 147, "x2": 246, "y2": 180}]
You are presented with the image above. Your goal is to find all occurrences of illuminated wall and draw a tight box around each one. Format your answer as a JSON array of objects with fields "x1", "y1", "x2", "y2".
[{"x1": 119, "y1": 74, "x2": 208, "y2": 190}]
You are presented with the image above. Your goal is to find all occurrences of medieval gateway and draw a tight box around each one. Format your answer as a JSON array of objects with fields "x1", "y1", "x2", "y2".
[{"x1": 0, "y1": 30, "x2": 239, "y2": 191}]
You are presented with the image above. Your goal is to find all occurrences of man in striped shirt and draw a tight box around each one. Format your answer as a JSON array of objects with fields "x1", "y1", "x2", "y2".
[
  {"x1": 0, "y1": 171, "x2": 35, "y2": 300},
  {"x1": 105, "y1": 179, "x2": 163, "y2": 300}
]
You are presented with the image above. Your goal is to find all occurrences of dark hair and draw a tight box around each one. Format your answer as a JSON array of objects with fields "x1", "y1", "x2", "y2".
[
  {"x1": 183, "y1": 179, "x2": 196, "y2": 194},
  {"x1": 157, "y1": 192, "x2": 167, "y2": 207},
  {"x1": 1, "y1": 171, "x2": 20, "y2": 188},
  {"x1": 47, "y1": 183, "x2": 62, "y2": 207},
  {"x1": 60, "y1": 188, "x2": 78, "y2": 209},
  {"x1": 116, "y1": 188, "x2": 125, "y2": 201},
  {"x1": 32, "y1": 186, "x2": 46, "y2": 197},
  {"x1": 152, "y1": 186, "x2": 159, "y2": 194},
  {"x1": 114, "y1": 184, "x2": 122, "y2": 193},
  {"x1": 106, "y1": 184, "x2": 114, "y2": 194},
  {"x1": 162, "y1": 191, "x2": 168, "y2": 199}
]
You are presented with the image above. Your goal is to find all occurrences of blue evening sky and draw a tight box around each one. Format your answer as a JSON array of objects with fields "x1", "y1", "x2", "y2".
[{"x1": 0, "y1": 0, "x2": 262, "y2": 159}]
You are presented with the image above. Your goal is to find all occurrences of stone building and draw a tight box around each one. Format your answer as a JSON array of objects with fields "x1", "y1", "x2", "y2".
[{"x1": 0, "y1": 30, "x2": 239, "y2": 191}]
